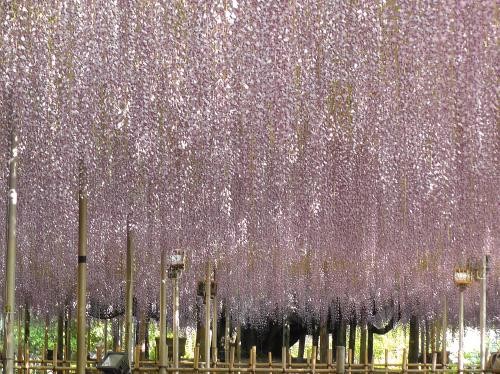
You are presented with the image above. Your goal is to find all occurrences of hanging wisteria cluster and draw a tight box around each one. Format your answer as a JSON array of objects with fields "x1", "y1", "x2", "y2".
[{"x1": 0, "y1": 1, "x2": 498, "y2": 328}]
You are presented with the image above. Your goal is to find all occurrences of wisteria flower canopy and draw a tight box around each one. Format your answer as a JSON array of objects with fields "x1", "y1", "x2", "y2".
[{"x1": 0, "y1": 1, "x2": 498, "y2": 327}]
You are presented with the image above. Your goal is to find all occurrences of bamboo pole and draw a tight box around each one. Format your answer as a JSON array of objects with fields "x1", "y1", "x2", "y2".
[
  {"x1": 159, "y1": 253, "x2": 167, "y2": 374},
  {"x1": 125, "y1": 217, "x2": 135, "y2": 367},
  {"x1": 3, "y1": 128, "x2": 18, "y2": 374},
  {"x1": 76, "y1": 181, "x2": 88, "y2": 374}
]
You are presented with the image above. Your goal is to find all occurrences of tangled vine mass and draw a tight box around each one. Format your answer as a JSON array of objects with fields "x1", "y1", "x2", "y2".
[{"x1": 0, "y1": 1, "x2": 498, "y2": 328}]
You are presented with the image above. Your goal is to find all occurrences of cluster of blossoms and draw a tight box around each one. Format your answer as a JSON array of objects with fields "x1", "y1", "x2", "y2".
[{"x1": 0, "y1": 1, "x2": 497, "y2": 328}]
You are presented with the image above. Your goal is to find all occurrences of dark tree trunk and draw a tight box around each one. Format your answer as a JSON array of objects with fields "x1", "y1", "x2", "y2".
[
  {"x1": 24, "y1": 306, "x2": 30, "y2": 352},
  {"x1": 348, "y1": 320, "x2": 356, "y2": 360},
  {"x1": 298, "y1": 334, "x2": 305, "y2": 359},
  {"x1": 144, "y1": 318, "x2": 149, "y2": 359},
  {"x1": 64, "y1": 307, "x2": 71, "y2": 361},
  {"x1": 367, "y1": 329, "x2": 374, "y2": 363},
  {"x1": 57, "y1": 314, "x2": 64, "y2": 359},
  {"x1": 320, "y1": 319, "x2": 328, "y2": 363},
  {"x1": 312, "y1": 323, "x2": 319, "y2": 361},
  {"x1": 409, "y1": 315, "x2": 419, "y2": 363}
]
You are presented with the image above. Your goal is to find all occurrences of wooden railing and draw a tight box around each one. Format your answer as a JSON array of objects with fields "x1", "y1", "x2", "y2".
[{"x1": 1, "y1": 346, "x2": 490, "y2": 374}]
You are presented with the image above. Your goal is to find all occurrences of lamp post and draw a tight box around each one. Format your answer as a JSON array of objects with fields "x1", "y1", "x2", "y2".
[
  {"x1": 453, "y1": 267, "x2": 473, "y2": 373},
  {"x1": 168, "y1": 250, "x2": 185, "y2": 374}
]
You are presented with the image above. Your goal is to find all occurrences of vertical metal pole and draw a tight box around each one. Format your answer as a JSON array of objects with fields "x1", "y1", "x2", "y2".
[
  {"x1": 458, "y1": 289, "x2": 464, "y2": 373},
  {"x1": 480, "y1": 255, "x2": 488, "y2": 371},
  {"x1": 173, "y1": 275, "x2": 180, "y2": 373},
  {"x1": 3, "y1": 128, "x2": 18, "y2": 374},
  {"x1": 76, "y1": 185, "x2": 88, "y2": 374},
  {"x1": 125, "y1": 218, "x2": 134, "y2": 367},
  {"x1": 211, "y1": 294, "x2": 217, "y2": 365},
  {"x1": 204, "y1": 263, "x2": 212, "y2": 372},
  {"x1": 159, "y1": 254, "x2": 167, "y2": 374},
  {"x1": 442, "y1": 296, "x2": 447, "y2": 367}
]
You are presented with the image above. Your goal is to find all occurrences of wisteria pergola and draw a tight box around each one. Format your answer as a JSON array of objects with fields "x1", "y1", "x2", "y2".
[{"x1": 0, "y1": 0, "x2": 498, "y2": 372}]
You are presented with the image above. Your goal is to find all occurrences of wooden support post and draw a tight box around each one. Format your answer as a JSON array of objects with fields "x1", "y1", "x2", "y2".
[
  {"x1": 17, "y1": 311, "x2": 23, "y2": 368},
  {"x1": 159, "y1": 253, "x2": 167, "y2": 374},
  {"x1": 134, "y1": 345, "x2": 141, "y2": 373},
  {"x1": 251, "y1": 346, "x2": 256, "y2": 372},
  {"x1": 212, "y1": 293, "x2": 218, "y2": 366},
  {"x1": 204, "y1": 263, "x2": 212, "y2": 372},
  {"x1": 104, "y1": 319, "x2": 108, "y2": 354},
  {"x1": 3, "y1": 128, "x2": 18, "y2": 374},
  {"x1": 194, "y1": 345, "x2": 200, "y2": 371},
  {"x1": 173, "y1": 274, "x2": 180, "y2": 373},
  {"x1": 44, "y1": 316, "x2": 49, "y2": 362},
  {"x1": 281, "y1": 347, "x2": 286, "y2": 370},
  {"x1": 236, "y1": 323, "x2": 241, "y2": 365},
  {"x1": 268, "y1": 352, "x2": 273, "y2": 367},
  {"x1": 348, "y1": 349, "x2": 353, "y2": 374},
  {"x1": 87, "y1": 317, "x2": 92, "y2": 360},
  {"x1": 430, "y1": 322, "x2": 435, "y2": 356},
  {"x1": 125, "y1": 217, "x2": 135, "y2": 368},
  {"x1": 24, "y1": 345, "x2": 30, "y2": 374},
  {"x1": 402, "y1": 348, "x2": 408, "y2": 374},
  {"x1": 360, "y1": 324, "x2": 367, "y2": 365},
  {"x1": 225, "y1": 309, "x2": 230, "y2": 364},
  {"x1": 53, "y1": 343, "x2": 58, "y2": 370},
  {"x1": 423, "y1": 341, "x2": 427, "y2": 374},
  {"x1": 64, "y1": 307, "x2": 71, "y2": 363},
  {"x1": 327, "y1": 349, "x2": 332, "y2": 368},
  {"x1": 97, "y1": 345, "x2": 103, "y2": 363},
  {"x1": 442, "y1": 297, "x2": 447, "y2": 368},
  {"x1": 312, "y1": 346, "x2": 317, "y2": 374},
  {"x1": 320, "y1": 318, "x2": 328, "y2": 363},
  {"x1": 76, "y1": 183, "x2": 88, "y2": 374},
  {"x1": 336, "y1": 346, "x2": 346, "y2": 374},
  {"x1": 431, "y1": 352, "x2": 437, "y2": 373},
  {"x1": 385, "y1": 349, "x2": 389, "y2": 374},
  {"x1": 229, "y1": 346, "x2": 235, "y2": 370}
]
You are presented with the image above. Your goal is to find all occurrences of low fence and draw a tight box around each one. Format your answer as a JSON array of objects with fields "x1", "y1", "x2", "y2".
[{"x1": 2, "y1": 345, "x2": 490, "y2": 374}]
